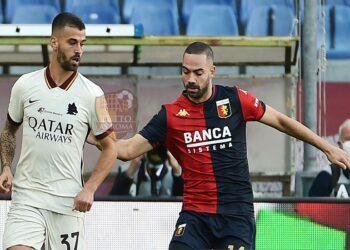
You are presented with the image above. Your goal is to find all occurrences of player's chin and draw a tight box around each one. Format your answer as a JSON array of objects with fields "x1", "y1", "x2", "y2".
[
  {"x1": 187, "y1": 91, "x2": 201, "y2": 99},
  {"x1": 69, "y1": 62, "x2": 80, "y2": 70},
  {"x1": 70, "y1": 57, "x2": 81, "y2": 66}
]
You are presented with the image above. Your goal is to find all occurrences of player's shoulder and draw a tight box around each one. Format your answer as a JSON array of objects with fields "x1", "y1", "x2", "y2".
[
  {"x1": 76, "y1": 72, "x2": 104, "y2": 96},
  {"x1": 165, "y1": 92, "x2": 187, "y2": 109},
  {"x1": 213, "y1": 84, "x2": 239, "y2": 100},
  {"x1": 216, "y1": 84, "x2": 237, "y2": 93},
  {"x1": 14, "y1": 68, "x2": 45, "y2": 88}
]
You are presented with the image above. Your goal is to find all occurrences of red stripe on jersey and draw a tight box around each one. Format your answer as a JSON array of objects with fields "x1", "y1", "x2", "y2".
[
  {"x1": 165, "y1": 98, "x2": 218, "y2": 213},
  {"x1": 236, "y1": 86, "x2": 265, "y2": 122}
]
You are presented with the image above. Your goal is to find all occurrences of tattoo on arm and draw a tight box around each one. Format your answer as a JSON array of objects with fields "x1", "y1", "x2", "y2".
[{"x1": 0, "y1": 120, "x2": 19, "y2": 170}]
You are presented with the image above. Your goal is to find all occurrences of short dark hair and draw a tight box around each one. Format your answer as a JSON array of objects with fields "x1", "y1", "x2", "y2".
[
  {"x1": 51, "y1": 12, "x2": 85, "y2": 35},
  {"x1": 184, "y1": 42, "x2": 214, "y2": 61}
]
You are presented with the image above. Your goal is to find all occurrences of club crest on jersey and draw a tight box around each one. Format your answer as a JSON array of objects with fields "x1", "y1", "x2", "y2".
[
  {"x1": 67, "y1": 103, "x2": 78, "y2": 115},
  {"x1": 175, "y1": 224, "x2": 186, "y2": 236},
  {"x1": 216, "y1": 99, "x2": 231, "y2": 118}
]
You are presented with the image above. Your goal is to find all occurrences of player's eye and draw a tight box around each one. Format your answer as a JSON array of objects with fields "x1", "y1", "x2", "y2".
[
  {"x1": 195, "y1": 71, "x2": 203, "y2": 76},
  {"x1": 182, "y1": 68, "x2": 189, "y2": 74}
]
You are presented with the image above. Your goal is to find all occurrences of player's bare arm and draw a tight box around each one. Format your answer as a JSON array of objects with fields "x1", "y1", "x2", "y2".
[
  {"x1": 86, "y1": 132, "x2": 100, "y2": 149},
  {"x1": 87, "y1": 132, "x2": 153, "y2": 161},
  {"x1": 116, "y1": 134, "x2": 153, "y2": 161},
  {"x1": 86, "y1": 133, "x2": 153, "y2": 161},
  {"x1": 125, "y1": 155, "x2": 143, "y2": 178},
  {"x1": 0, "y1": 120, "x2": 19, "y2": 168},
  {"x1": 73, "y1": 132, "x2": 117, "y2": 212},
  {"x1": 260, "y1": 105, "x2": 350, "y2": 169},
  {"x1": 167, "y1": 151, "x2": 182, "y2": 176},
  {"x1": 0, "y1": 120, "x2": 20, "y2": 193}
]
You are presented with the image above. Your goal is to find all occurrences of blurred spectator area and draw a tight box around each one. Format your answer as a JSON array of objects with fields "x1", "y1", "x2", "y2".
[
  {"x1": 0, "y1": 0, "x2": 295, "y2": 34},
  {"x1": 0, "y1": 2, "x2": 299, "y2": 75},
  {"x1": 0, "y1": 0, "x2": 345, "y2": 38},
  {"x1": 1, "y1": 0, "x2": 350, "y2": 76},
  {"x1": 0, "y1": 1, "x2": 348, "y2": 57}
]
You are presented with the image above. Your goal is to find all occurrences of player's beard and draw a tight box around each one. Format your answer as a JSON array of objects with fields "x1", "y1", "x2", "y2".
[
  {"x1": 184, "y1": 76, "x2": 210, "y2": 100},
  {"x1": 57, "y1": 47, "x2": 80, "y2": 71}
]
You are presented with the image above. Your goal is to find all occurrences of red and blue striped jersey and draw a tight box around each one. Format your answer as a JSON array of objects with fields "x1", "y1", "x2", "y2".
[{"x1": 139, "y1": 85, "x2": 265, "y2": 215}]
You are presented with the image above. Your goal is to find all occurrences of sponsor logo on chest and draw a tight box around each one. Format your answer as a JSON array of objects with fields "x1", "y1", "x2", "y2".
[
  {"x1": 183, "y1": 126, "x2": 233, "y2": 153},
  {"x1": 28, "y1": 117, "x2": 74, "y2": 143},
  {"x1": 26, "y1": 102, "x2": 81, "y2": 144}
]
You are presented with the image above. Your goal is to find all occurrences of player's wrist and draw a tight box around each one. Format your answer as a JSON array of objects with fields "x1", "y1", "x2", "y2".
[
  {"x1": 1, "y1": 164, "x2": 11, "y2": 172},
  {"x1": 84, "y1": 182, "x2": 98, "y2": 193},
  {"x1": 172, "y1": 167, "x2": 182, "y2": 177}
]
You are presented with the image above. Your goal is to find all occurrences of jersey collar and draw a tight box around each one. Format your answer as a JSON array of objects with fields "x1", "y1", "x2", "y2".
[{"x1": 45, "y1": 66, "x2": 78, "y2": 91}]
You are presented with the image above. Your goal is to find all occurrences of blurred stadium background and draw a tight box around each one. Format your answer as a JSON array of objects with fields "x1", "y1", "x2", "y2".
[{"x1": 1, "y1": 0, "x2": 350, "y2": 249}]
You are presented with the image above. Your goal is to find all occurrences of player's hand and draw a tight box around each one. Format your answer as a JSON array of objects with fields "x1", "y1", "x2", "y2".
[
  {"x1": 326, "y1": 145, "x2": 350, "y2": 170},
  {"x1": 0, "y1": 166, "x2": 13, "y2": 193},
  {"x1": 73, "y1": 187, "x2": 94, "y2": 213},
  {"x1": 167, "y1": 151, "x2": 182, "y2": 176}
]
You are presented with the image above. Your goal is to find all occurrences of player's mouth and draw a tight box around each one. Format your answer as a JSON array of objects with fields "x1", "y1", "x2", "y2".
[
  {"x1": 71, "y1": 56, "x2": 80, "y2": 64},
  {"x1": 187, "y1": 88, "x2": 198, "y2": 94},
  {"x1": 186, "y1": 87, "x2": 199, "y2": 94}
]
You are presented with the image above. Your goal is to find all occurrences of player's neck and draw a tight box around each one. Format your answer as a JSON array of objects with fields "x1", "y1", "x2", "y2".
[{"x1": 48, "y1": 63, "x2": 76, "y2": 87}]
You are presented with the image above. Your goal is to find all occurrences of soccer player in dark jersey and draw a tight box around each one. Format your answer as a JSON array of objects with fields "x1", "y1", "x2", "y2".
[{"x1": 89, "y1": 42, "x2": 350, "y2": 249}]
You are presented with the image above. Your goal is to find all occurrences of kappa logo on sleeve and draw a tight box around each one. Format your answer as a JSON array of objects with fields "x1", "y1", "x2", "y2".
[
  {"x1": 254, "y1": 98, "x2": 259, "y2": 108},
  {"x1": 175, "y1": 223, "x2": 186, "y2": 236},
  {"x1": 238, "y1": 88, "x2": 248, "y2": 95}
]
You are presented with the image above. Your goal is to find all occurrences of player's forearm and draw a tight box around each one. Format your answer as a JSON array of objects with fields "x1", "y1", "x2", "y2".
[
  {"x1": 125, "y1": 158, "x2": 141, "y2": 177},
  {"x1": 84, "y1": 146, "x2": 117, "y2": 192},
  {"x1": 116, "y1": 139, "x2": 133, "y2": 161},
  {"x1": 0, "y1": 124, "x2": 17, "y2": 170},
  {"x1": 276, "y1": 115, "x2": 330, "y2": 152},
  {"x1": 116, "y1": 134, "x2": 153, "y2": 161},
  {"x1": 260, "y1": 105, "x2": 328, "y2": 151}
]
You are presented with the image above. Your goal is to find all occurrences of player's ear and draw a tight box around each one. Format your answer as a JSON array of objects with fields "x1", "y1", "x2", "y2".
[
  {"x1": 210, "y1": 65, "x2": 216, "y2": 78},
  {"x1": 50, "y1": 36, "x2": 58, "y2": 51}
]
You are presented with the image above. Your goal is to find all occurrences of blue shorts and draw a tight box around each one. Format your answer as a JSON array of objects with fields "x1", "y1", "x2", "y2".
[{"x1": 169, "y1": 210, "x2": 255, "y2": 250}]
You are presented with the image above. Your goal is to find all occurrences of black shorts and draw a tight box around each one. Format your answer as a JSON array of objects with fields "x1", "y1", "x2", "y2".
[{"x1": 169, "y1": 210, "x2": 255, "y2": 250}]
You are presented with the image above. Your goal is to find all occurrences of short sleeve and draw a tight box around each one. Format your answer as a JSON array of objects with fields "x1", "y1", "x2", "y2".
[
  {"x1": 90, "y1": 89, "x2": 114, "y2": 140},
  {"x1": 236, "y1": 86, "x2": 266, "y2": 122},
  {"x1": 8, "y1": 79, "x2": 24, "y2": 125},
  {"x1": 139, "y1": 106, "x2": 167, "y2": 147}
]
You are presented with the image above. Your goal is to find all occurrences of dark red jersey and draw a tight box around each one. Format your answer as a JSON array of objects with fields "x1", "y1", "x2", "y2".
[{"x1": 139, "y1": 85, "x2": 265, "y2": 216}]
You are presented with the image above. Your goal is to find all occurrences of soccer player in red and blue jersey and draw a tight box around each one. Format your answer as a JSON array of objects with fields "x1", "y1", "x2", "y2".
[{"x1": 90, "y1": 42, "x2": 350, "y2": 249}]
